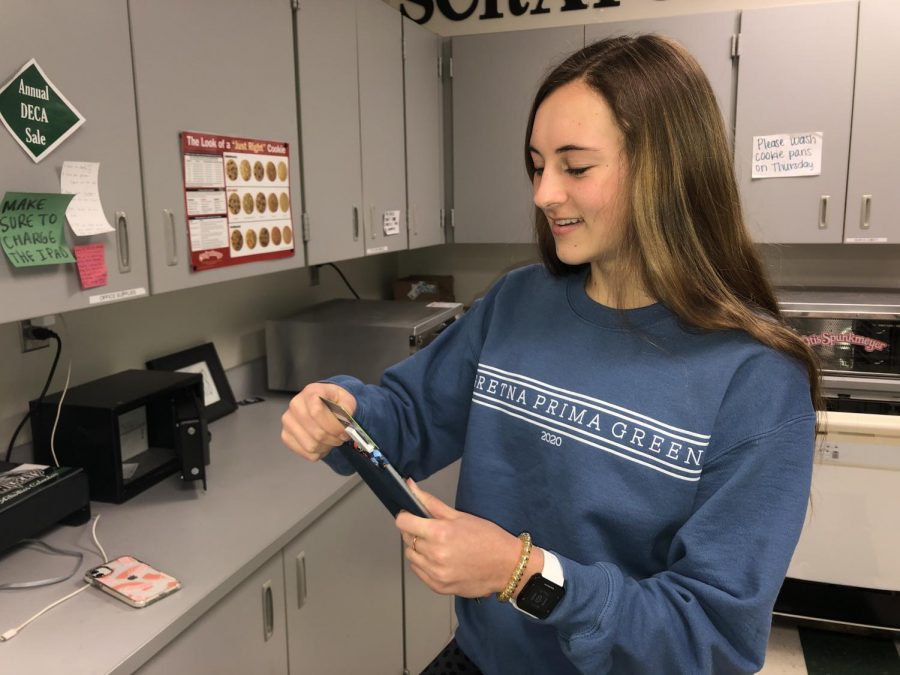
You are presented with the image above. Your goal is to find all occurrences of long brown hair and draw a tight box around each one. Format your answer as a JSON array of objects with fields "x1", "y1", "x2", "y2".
[{"x1": 525, "y1": 35, "x2": 823, "y2": 417}]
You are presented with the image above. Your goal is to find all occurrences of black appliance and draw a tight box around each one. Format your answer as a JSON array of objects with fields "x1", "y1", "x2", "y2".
[
  {"x1": 0, "y1": 463, "x2": 91, "y2": 554},
  {"x1": 29, "y1": 369, "x2": 209, "y2": 503}
]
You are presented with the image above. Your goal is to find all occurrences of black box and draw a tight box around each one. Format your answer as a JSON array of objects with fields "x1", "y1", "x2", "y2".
[
  {"x1": 29, "y1": 369, "x2": 208, "y2": 503},
  {"x1": 0, "y1": 463, "x2": 91, "y2": 554}
]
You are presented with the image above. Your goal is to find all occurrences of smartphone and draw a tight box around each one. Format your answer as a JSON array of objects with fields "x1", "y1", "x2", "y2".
[{"x1": 85, "y1": 555, "x2": 181, "y2": 608}]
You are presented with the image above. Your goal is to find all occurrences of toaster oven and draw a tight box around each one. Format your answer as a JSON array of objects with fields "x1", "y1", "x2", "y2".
[
  {"x1": 265, "y1": 299, "x2": 463, "y2": 392},
  {"x1": 774, "y1": 289, "x2": 900, "y2": 634}
]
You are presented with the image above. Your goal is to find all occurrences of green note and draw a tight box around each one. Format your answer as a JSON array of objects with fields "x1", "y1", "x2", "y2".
[{"x1": 0, "y1": 192, "x2": 75, "y2": 268}]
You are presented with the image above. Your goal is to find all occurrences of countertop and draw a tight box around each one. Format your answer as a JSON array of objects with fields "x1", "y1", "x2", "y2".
[{"x1": 0, "y1": 395, "x2": 359, "y2": 674}]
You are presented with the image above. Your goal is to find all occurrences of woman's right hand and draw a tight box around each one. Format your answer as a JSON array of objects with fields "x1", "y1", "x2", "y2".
[{"x1": 281, "y1": 382, "x2": 357, "y2": 462}]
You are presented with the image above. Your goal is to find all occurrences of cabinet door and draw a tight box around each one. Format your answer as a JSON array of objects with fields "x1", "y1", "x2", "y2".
[
  {"x1": 137, "y1": 552, "x2": 288, "y2": 675},
  {"x1": 284, "y1": 482, "x2": 403, "y2": 675},
  {"x1": 296, "y1": 0, "x2": 364, "y2": 266},
  {"x1": 358, "y1": 0, "x2": 408, "y2": 257},
  {"x1": 403, "y1": 461, "x2": 460, "y2": 675},
  {"x1": 733, "y1": 2, "x2": 857, "y2": 243},
  {"x1": 0, "y1": 0, "x2": 148, "y2": 324},
  {"x1": 129, "y1": 0, "x2": 303, "y2": 294},
  {"x1": 586, "y1": 12, "x2": 738, "y2": 142},
  {"x1": 452, "y1": 27, "x2": 584, "y2": 244},
  {"x1": 844, "y1": 0, "x2": 900, "y2": 243},
  {"x1": 403, "y1": 17, "x2": 445, "y2": 251}
]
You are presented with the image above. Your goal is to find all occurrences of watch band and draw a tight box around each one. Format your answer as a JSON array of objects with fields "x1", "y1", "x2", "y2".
[{"x1": 539, "y1": 550, "x2": 565, "y2": 586}]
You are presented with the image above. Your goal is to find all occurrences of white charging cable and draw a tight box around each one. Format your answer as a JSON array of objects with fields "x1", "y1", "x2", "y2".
[
  {"x1": 49, "y1": 360, "x2": 72, "y2": 468},
  {"x1": 0, "y1": 514, "x2": 107, "y2": 642}
]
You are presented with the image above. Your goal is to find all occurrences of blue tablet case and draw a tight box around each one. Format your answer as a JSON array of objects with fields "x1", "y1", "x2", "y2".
[{"x1": 321, "y1": 398, "x2": 431, "y2": 519}]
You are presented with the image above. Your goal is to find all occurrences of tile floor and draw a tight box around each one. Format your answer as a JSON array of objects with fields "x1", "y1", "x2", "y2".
[{"x1": 761, "y1": 619, "x2": 900, "y2": 674}]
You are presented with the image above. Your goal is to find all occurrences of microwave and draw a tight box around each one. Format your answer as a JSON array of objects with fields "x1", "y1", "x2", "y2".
[{"x1": 265, "y1": 299, "x2": 464, "y2": 392}]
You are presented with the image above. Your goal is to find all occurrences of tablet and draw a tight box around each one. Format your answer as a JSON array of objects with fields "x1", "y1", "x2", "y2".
[{"x1": 319, "y1": 397, "x2": 431, "y2": 519}]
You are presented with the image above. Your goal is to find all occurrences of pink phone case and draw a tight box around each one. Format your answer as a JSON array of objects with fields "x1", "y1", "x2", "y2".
[{"x1": 86, "y1": 555, "x2": 181, "y2": 608}]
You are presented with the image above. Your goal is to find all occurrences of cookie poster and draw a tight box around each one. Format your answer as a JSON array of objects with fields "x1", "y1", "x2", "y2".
[{"x1": 180, "y1": 131, "x2": 295, "y2": 271}]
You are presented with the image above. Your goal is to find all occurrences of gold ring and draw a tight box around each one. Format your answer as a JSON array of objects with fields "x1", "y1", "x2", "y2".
[{"x1": 412, "y1": 535, "x2": 418, "y2": 553}]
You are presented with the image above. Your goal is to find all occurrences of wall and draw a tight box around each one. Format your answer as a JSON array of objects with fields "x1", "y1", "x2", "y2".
[
  {"x1": 1, "y1": 254, "x2": 398, "y2": 459},
  {"x1": 761, "y1": 244, "x2": 900, "y2": 289},
  {"x1": 399, "y1": 243, "x2": 900, "y2": 308},
  {"x1": 399, "y1": 243, "x2": 536, "y2": 304}
]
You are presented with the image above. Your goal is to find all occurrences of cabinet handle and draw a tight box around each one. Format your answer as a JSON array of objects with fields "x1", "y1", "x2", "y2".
[
  {"x1": 410, "y1": 205, "x2": 417, "y2": 236},
  {"x1": 353, "y1": 206, "x2": 359, "y2": 241},
  {"x1": 369, "y1": 206, "x2": 376, "y2": 240},
  {"x1": 296, "y1": 551, "x2": 307, "y2": 610},
  {"x1": 860, "y1": 194, "x2": 872, "y2": 230},
  {"x1": 818, "y1": 195, "x2": 829, "y2": 230},
  {"x1": 116, "y1": 211, "x2": 131, "y2": 273},
  {"x1": 163, "y1": 209, "x2": 178, "y2": 266},
  {"x1": 262, "y1": 580, "x2": 275, "y2": 642}
]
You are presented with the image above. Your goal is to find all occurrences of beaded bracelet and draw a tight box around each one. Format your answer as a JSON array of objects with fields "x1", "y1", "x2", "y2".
[{"x1": 497, "y1": 532, "x2": 532, "y2": 603}]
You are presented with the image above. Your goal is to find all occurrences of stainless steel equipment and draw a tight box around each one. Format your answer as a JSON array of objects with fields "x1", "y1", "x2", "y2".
[
  {"x1": 265, "y1": 299, "x2": 464, "y2": 392},
  {"x1": 774, "y1": 289, "x2": 900, "y2": 633}
]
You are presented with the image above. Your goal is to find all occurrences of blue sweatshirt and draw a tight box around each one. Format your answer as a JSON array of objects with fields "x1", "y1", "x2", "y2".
[{"x1": 325, "y1": 264, "x2": 815, "y2": 674}]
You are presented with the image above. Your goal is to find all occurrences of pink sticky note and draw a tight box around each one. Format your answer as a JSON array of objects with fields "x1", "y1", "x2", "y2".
[{"x1": 73, "y1": 243, "x2": 108, "y2": 289}]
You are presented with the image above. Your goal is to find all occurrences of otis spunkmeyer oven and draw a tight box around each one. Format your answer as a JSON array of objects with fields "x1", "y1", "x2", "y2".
[{"x1": 775, "y1": 289, "x2": 900, "y2": 635}]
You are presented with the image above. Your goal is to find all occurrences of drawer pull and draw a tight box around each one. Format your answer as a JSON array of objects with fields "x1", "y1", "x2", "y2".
[
  {"x1": 818, "y1": 195, "x2": 829, "y2": 230},
  {"x1": 860, "y1": 194, "x2": 872, "y2": 230},
  {"x1": 352, "y1": 206, "x2": 359, "y2": 241},
  {"x1": 262, "y1": 580, "x2": 275, "y2": 642},
  {"x1": 164, "y1": 209, "x2": 178, "y2": 266},
  {"x1": 296, "y1": 551, "x2": 307, "y2": 609},
  {"x1": 116, "y1": 211, "x2": 131, "y2": 273}
]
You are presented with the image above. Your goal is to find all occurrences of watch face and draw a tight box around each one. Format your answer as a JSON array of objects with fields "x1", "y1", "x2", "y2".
[{"x1": 517, "y1": 574, "x2": 565, "y2": 620}]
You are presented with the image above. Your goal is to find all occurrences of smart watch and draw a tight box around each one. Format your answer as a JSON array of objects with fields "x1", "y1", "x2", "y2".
[{"x1": 512, "y1": 550, "x2": 565, "y2": 620}]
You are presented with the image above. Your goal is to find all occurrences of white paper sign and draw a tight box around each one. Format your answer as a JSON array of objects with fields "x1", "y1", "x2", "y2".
[
  {"x1": 177, "y1": 361, "x2": 221, "y2": 407},
  {"x1": 186, "y1": 191, "x2": 226, "y2": 217},
  {"x1": 188, "y1": 216, "x2": 229, "y2": 250},
  {"x1": 87, "y1": 287, "x2": 147, "y2": 305},
  {"x1": 60, "y1": 161, "x2": 114, "y2": 235},
  {"x1": 751, "y1": 132, "x2": 823, "y2": 179},
  {"x1": 383, "y1": 209, "x2": 401, "y2": 236}
]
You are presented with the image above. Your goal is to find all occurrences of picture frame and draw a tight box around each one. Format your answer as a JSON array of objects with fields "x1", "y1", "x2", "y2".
[{"x1": 145, "y1": 342, "x2": 237, "y2": 422}]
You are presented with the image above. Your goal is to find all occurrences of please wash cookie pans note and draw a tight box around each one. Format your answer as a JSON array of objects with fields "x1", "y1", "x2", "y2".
[{"x1": 181, "y1": 131, "x2": 294, "y2": 271}]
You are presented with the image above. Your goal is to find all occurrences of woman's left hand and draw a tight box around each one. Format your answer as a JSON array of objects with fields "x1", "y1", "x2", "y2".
[{"x1": 396, "y1": 480, "x2": 534, "y2": 599}]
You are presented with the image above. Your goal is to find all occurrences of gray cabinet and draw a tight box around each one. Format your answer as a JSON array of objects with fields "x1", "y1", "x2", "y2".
[
  {"x1": 0, "y1": 0, "x2": 148, "y2": 324},
  {"x1": 136, "y1": 552, "x2": 289, "y2": 674},
  {"x1": 403, "y1": 17, "x2": 446, "y2": 251},
  {"x1": 298, "y1": 0, "x2": 407, "y2": 265},
  {"x1": 843, "y1": 0, "x2": 900, "y2": 243},
  {"x1": 403, "y1": 461, "x2": 460, "y2": 675},
  {"x1": 585, "y1": 12, "x2": 738, "y2": 141},
  {"x1": 138, "y1": 482, "x2": 409, "y2": 675},
  {"x1": 283, "y1": 482, "x2": 404, "y2": 675},
  {"x1": 129, "y1": 0, "x2": 304, "y2": 295},
  {"x1": 295, "y1": 0, "x2": 361, "y2": 265},
  {"x1": 358, "y1": 0, "x2": 408, "y2": 257},
  {"x1": 452, "y1": 26, "x2": 585, "y2": 244},
  {"x1": 733, "y1": 1, "x2": 858, "y2": 243}
]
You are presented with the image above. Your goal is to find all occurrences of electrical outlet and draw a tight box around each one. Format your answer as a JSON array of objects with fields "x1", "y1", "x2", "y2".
[{"x1": 20, "y1": 317, "x2": 53, "y2": 353}]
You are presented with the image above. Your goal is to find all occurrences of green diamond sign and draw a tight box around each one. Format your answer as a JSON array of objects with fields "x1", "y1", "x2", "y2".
[{"x1": 0, "y1": 59, "x2": 85, "y2": 163}]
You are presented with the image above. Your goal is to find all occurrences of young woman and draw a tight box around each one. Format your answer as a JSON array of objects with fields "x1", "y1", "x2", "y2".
[{"x1": 282, "y1": 35, "x2": 821, "y2": 675}]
